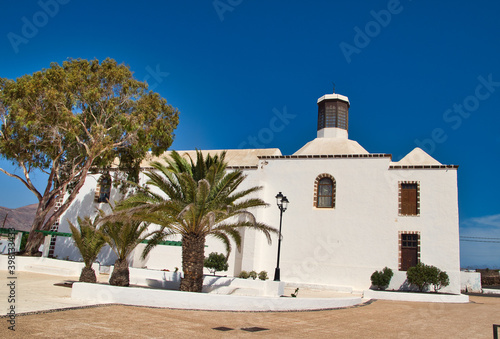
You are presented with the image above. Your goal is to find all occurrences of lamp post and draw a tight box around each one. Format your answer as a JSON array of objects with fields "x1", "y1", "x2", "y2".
[{"x1": 274, "y1": 192, "x2": 289, "y2": 282}]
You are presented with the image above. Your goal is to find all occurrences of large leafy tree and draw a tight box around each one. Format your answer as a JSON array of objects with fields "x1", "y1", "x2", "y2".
[
  {"x1": 118, "y1": 150, "x2": 277, "y2": 292},
  {"x1": 0, "y1": 58, "x2": 179, "y2": 255}
]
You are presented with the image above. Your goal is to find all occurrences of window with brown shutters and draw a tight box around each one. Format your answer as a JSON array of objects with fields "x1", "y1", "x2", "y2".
[{"x1": 399, "y1": 182, "x2": 419, "y2": 216}]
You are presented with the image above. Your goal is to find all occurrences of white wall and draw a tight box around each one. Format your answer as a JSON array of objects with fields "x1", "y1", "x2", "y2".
[
  {"x1": 460, "y1": 271, "x2": 482, "y2": 293},
  {"x1": 55, "y1": 153, "x2": 461, "y2": 294},
  {"x1": 244, "y1": 156, "x2": 460, "y2": 293}
]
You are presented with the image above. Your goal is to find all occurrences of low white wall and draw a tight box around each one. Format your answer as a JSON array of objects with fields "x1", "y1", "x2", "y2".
[
  {"x1": 126, "y1": 268, "x2": 284, "y2": 297},
  {"x1": 71, "y1": 282, "x2": 362, "y2": 311},
  {"x1": 127, "y1": 267, "x2": 181, "y2": 290},
  {"x1": 482, "y1": 288, "x2": 500, "y2": 295},
  {"x1": 460, "y1": 271, "x2": 482, "y2": 293},
  {"x1": 363, "y1": 289, "x2": 469, "y2": 303},
  {"x1": 203, "y1": 276, "x2": 284, "y2": 297},
  {"x1": 0, "y1": 255, "x2": 97, "y2": 277},
  {"x1": 285, "y1": 282, "x2": 353, "y2": 293}
]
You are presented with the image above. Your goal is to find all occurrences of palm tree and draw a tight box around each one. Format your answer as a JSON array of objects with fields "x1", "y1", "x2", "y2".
[
  {"x1": 118, "y1": 150, "x2": 277, "y2": 292},
  {"x1": 100, "y1": 209, "x2": 152, "y2": 287},
  {"x1": 69, "y1": 215, "x2": 107, "y2": 283}
]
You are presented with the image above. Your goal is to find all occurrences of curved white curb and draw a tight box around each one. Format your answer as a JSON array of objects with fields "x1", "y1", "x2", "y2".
[
  {"x1": 71, "y1": 283, "x2": 363, "y2": 311},
  {"x1": 363, "y1": 289, "x2": 469, "y2": 303}
]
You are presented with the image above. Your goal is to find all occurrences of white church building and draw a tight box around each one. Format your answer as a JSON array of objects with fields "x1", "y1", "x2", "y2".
[{"x1": 53, "y1": 92, "x2": 462, "y2": 294}]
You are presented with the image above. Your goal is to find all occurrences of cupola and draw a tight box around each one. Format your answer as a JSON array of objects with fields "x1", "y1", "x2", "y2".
[{"x1": 316, "y1": 93, "x2": 350, "y2": 139}]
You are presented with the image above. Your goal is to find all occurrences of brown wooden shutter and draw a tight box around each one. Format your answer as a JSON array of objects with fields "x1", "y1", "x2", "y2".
[{"x1": 401, "y1": 184, "x2": 417, "y2": 215}]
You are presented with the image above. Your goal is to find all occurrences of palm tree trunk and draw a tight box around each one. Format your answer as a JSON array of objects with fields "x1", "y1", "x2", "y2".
[
  {"x1": 180, "y1": 234, "x2": 205, "y2": 292},
  {"x1": 79, "y1": 266, "x2": 97, "y2": 283},
  {"x1": 109, "y1": 258, "x2": 130, "y2": 286}
]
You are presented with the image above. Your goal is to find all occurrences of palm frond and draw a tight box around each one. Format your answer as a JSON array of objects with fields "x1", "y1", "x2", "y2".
[
  {"x1": 113, "y1": 149, "x2": 277, "y2": 265},
  {"x1": 68, "y1": 215, "x2": 106, "y2": 268}
]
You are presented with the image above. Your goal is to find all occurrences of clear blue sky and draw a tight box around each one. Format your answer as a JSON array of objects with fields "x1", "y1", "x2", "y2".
[{"x1": 1, "y1": 1, "x2": 499, "y2": 268}]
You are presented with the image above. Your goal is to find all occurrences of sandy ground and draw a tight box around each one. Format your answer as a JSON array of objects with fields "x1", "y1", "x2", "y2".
[{"x1": 1, "y1": 271, "x2": 499, "y2": 338}]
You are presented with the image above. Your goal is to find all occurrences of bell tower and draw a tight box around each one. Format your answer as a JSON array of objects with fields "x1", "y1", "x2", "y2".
[{"x1": 317, "y1": 93, "x2": 350, "y2": 138}]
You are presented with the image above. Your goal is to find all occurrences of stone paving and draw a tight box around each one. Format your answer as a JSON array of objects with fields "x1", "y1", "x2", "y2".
[{"x1": 1, "y1": 271, "x2": 499, "y2": 338}]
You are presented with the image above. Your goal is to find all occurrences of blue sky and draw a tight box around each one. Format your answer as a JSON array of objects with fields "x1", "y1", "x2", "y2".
[{"x1": 0, "y1": 0, "x2": 499, "y2": 268}]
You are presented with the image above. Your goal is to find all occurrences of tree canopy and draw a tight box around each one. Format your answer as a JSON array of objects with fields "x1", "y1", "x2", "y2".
[{"x1": 0, "y1": 58, "x2": 179, "y2": 254}]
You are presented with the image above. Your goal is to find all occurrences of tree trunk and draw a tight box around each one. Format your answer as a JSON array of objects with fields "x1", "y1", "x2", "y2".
[
  {"x1": 24, "y1": 158, "x2": 95, "y2": 256},
  {"x1": 79, "y1": 266, "x2": 97, "y2": 283},
  {"x1": 109, "y1": 258, "x2": 130, "y2": 286},
  {"x1": 180, "y1": 234, "x2": 205, "y2": 292},
  {"x1": 24, "y1": 206, "x2": 50, "y2": 256}
]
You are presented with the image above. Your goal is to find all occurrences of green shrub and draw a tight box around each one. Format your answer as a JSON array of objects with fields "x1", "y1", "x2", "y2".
[
  {"x1": 370, "y1": 267, "x2": 394, "y2": 290},
  {"x1": 406, "y1": 263, "x2": 432, "y2": 291},
  {"x1": 249, "y1": 270, "x2": 257, "y2": 280},
  {"x1": 238, "y1": 270, "x2": 249, "y2": 279},
  {"x1": 204, "y1": 252, "x2": 228, "y2": 275},
  {"x1": 258, "y1": 270, "x2": 268, "y2": 281},
  {"x1": 433, "y1": 271, "x2": 450, "y2": 292},
  {"x1": 406, "y1": 263, "x2": 450, "y2": 292}
]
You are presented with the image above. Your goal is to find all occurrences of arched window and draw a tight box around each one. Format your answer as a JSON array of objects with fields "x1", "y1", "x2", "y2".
[
  {"x1": 314, "y1": 174, "x2": 336, "y2": 208},
  {"x1": 95, "y1": 173, "x2": 111, "y2": 203}
]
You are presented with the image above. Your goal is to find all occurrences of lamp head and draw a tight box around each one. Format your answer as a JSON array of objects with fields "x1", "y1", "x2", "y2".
[
  {"x1": 275, "y1": 192, "x2": 289, "y2": 211},
  {"x1": 275, "y1": 192, "x2": 283, "y2": 206},
  {"x1": 281, "y1": 196, "x2": 289, "y2": 212}
]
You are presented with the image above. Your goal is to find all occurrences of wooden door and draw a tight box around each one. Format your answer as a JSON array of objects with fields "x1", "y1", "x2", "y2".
[{"x1": 401, "y1": 234, "x2": 418, "y2": 271}]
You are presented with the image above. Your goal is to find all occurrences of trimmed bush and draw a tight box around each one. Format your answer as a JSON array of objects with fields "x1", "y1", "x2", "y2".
[
  {"x1": 370, "y1": 267, "x2": 394, "y2": 290},
  {"x1": 249, "y1": 270, "x2": 257, "y2": 280},
  {"x1": 433, "y1": 271, "x2": 450, "y2": 292},
  {"x1": 258, "y1": 270, "x2": 268, "y2": 281},
  {"x1": 204, "y1": 252, "x2": 229, "y2": 275},
  {"x1": 238, "y1": 270, "x2": 249, "y2": 279},
  {"x1": 406, "y1": 262, "x2": 450, "y2": 292}
]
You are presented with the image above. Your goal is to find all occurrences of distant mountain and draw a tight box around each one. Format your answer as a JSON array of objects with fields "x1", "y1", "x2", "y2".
[{"x1": 0, "y1": 204, "x2": 38, "y2": 232}]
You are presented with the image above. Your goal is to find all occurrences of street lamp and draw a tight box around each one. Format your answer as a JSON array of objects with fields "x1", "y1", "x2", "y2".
[{"x1": 274, "y1": 192, "x2": 289, "y2": 281}]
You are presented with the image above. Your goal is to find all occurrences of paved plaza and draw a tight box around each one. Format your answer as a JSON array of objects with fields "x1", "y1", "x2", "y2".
[{"x1": 1, "y1": 271, "x2": 499, "y2": 338}]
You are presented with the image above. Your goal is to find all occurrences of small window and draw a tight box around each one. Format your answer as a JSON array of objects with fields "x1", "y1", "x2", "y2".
[
  {"x1": 95, "y1": 173, "x2": 111, "y2": 203},
  {"x1": 399, "y1": 182, "x2": 419, "y2": 216},
  {"x1": 318, "y1": 178, "x2": 333, "y2": 208},
  {"x1": 400, "y1": 233, "x2": 420, "y2": 271},
  {"x1": 314, "y1": 174, "x2": 336, "y2": 208}
]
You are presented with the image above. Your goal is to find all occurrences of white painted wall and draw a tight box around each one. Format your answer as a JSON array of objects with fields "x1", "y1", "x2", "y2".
[
  {"x1": 71, "y1": 282, "x2": 362, "y2": 311},
  {"x1": 0, "y1": 255, "x2": 98, "y2": 277},
  {"x1": 242, "y1": 156, "x2": 460, "y2": 294},
  {"x1": 460, "y1": 271, "x2": 482, "y2": 293}
]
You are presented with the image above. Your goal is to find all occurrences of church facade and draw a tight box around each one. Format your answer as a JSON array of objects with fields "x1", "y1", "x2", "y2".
[{"x1": 53, "y1": 92, "x2": 461, "y2": 293}]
